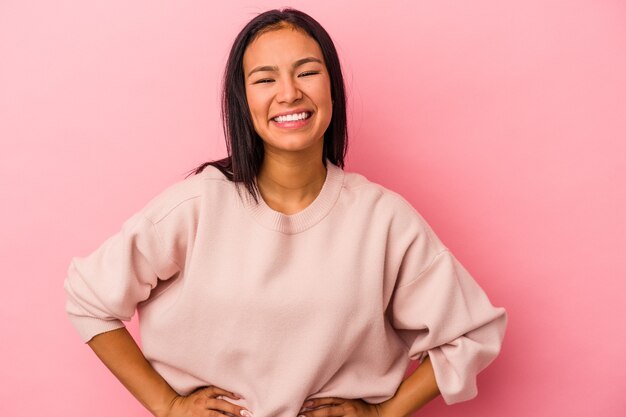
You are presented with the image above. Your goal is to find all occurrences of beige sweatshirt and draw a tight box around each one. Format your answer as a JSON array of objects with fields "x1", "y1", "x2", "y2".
[{"x1": 64, "y1": 158, "x2": 507, "y2": 417}]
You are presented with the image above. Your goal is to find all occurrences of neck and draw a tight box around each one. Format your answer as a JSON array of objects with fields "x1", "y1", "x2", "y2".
[{"x1": 256, "y1": 154, "x2": 328, "y2": 214}]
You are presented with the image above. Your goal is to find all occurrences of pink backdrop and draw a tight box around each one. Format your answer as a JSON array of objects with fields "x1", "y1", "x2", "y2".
[{"x1": 1, "y1": 1, "x2": 624, "y2": 416}]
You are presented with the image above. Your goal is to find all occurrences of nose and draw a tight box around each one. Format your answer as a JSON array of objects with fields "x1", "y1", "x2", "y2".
[{"x1": 276, "y1": 76, "x2": 302, "y2": 103}]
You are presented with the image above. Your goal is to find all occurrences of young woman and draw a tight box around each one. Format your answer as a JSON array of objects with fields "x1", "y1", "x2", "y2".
[{"x1": 64, "y1": 8, "x2": 507, "y2": 417}]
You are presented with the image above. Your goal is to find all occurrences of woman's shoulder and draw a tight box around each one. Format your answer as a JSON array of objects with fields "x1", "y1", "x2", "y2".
[
  {"x1": 342, "y1": 166, "x2": 443, "y2": 246},
  {"x1": 342, "y1": 167, "x2": 420, "y2": 215},
  {"x1": 138, "y1": 164, "x2": 230, "y2": 224}
]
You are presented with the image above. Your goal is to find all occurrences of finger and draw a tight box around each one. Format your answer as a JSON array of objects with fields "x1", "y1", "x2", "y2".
[
  {"x1": 300, "y1": 397, "x2": 344, "y2": 412},
  {"x1": 202, "y1": 386, "x2": 243, "y2": 399},
  {"x1": 300, "y1": 404, "x2": 344, "y2": 417},
  {"x1": 209, "y1": 398, "x2": 252, "y2": 417},
  {"x1": 197, "y1": 397, "x2": 251, "y2": 417}
]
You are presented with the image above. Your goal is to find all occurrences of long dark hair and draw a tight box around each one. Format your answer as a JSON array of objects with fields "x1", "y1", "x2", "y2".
[{"x1": 184, "y1": 8, "x2": 348, "y2": 204}]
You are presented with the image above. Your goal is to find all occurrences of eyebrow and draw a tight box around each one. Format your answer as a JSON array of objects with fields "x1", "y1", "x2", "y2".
[{"x1": 247, "y1": 57, "x2": 323, "y2": 77}]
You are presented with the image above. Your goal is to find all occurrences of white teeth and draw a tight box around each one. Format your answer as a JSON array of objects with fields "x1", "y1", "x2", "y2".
[{"x1": 273, "y1": 112, "x2": 310, "y2": 123}]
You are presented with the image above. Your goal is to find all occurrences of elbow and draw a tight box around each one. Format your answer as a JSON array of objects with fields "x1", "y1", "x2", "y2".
[{"x1": 428, "y1": 308, "x2": 508, "y2": 405}]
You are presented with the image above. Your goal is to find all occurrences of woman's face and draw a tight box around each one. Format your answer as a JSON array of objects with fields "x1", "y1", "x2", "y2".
[{"x1": 243, "y1": 27, "x2": 332, "y2": 159}]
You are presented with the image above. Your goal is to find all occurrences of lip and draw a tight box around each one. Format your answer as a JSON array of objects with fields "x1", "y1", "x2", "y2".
[{"x1": 269, "y1": 108, "x2": 313, "y2": 120}]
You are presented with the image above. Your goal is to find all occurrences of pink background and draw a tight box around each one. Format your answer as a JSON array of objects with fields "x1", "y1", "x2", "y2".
[{"x1": 1, "y1": 1, "x2": 624, "y2": 416}]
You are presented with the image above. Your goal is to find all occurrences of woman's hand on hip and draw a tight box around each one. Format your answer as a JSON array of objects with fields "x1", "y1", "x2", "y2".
[
  {"x1": 298, "y1": 397, "x2": 383, "y2": 417},
  {"x1": 162, "y1": 385, "x2": 252, "y2": 417}
]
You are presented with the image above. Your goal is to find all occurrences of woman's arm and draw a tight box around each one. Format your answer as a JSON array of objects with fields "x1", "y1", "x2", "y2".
[
  {"x1": 378, "y1": 356, "x2": 440, "y2": 417},
  {"x1": 87, "y1": 327, "x2": 249, "y2": 417},
  {"x1": 298, "y1": 357, "x2": 439, "y2": 417},
  {"x1": 87, "y1": 327, "x2": 180, "y2": 417}
]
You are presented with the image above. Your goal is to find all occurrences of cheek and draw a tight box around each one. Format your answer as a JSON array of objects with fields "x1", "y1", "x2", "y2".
[
  {"x1": 320, "y1": 88, "x2": 333, "y2": 114},
  {"x1": 245, "y1": 100, "x2": 261, "y2": 123},
  {"x1": 246, "y1": 91, "x2": 268, "y2": 118},
  {"x1": 319, "y1": 80, "x2": 333, "y2": 108}
]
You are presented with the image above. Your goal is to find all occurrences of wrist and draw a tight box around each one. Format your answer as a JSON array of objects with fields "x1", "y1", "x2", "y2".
[{"x1": 150, "y1": 392, "x2": 179, "y2": 417}]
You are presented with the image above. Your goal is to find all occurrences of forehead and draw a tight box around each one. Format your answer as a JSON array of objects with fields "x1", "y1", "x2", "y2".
[{"x1": 243, "y1": 27, "x2": 324, "y2": 69}]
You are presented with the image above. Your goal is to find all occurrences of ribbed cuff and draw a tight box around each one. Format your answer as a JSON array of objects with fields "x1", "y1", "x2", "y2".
[{"x1": 68, "y1": 314, "x2": 126, "y2": 343}]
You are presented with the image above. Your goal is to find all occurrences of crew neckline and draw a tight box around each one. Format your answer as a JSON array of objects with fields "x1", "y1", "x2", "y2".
[{"x1": 238, "y1": 159, "x2": 344, "y2": 234}]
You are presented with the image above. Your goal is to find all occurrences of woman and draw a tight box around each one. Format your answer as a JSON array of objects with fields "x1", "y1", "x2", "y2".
[{"x1": 64, "y1": 8, "x2": 507, "y2": 417}]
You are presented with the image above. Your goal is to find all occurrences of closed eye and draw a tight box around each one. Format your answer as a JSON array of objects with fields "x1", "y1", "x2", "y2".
[
  {"x1": 253, "y1": 71, "x2": 320, "y2": 84},
  {"x1": 299, "y1": 71, "x2": 320, "y2": 77}
]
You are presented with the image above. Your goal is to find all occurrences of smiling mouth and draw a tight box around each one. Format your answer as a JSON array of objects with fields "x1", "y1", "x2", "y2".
[{"x1": 271, "y1": 111, "x2": 312, "y2": 123}]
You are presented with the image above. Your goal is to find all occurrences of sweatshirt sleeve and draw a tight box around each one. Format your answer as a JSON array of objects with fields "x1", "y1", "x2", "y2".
[
  {"x1": 64, "y1": 210, "x2": 181, "y2": 343},
  {"x1": 388, "y1": 230, "x2": 507, "y2": 404}
]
